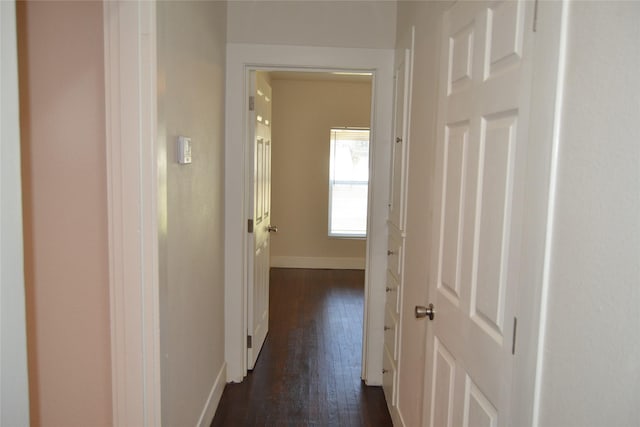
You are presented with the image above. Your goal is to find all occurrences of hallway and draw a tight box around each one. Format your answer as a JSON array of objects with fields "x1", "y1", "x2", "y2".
[{"x1": 212, "y1": 268, "x2": 392, "y2": 426}]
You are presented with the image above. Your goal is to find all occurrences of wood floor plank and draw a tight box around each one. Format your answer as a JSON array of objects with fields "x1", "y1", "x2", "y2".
[{"x1": 211, "y1": 268, "x2": 392, "y2": 427}]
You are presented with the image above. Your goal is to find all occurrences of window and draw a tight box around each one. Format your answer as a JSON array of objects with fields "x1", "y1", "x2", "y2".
[{"x1": 328, "y1": 128, "x2": 370, "y2": 238}]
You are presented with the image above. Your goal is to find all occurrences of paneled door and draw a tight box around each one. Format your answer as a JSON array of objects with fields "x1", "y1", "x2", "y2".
[
  {"x1": 388, "y1": 40, "x2": 411, "y2": 232},
  {"x1": 383, "y1": 26, "x2": 414, "y2": 416},
  {"x1": 247, "y1": 71, "x2": 274, "y2": 369},
  {"x1": 425, "y1": 1, "x2": 535, "y2": 426}
]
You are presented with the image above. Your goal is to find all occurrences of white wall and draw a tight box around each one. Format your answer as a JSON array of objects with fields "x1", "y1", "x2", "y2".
[
  {"x1": 538, "y1": 2, "x2": 640, "y2": 426},
  {"x1": 157, "y1": 1, "x2": 227, "y2": 425},
  {"x1": 0, "y1": 1, "x2": 30, "y2": 425},
  {"x1": 227, "y1": 0, "x2": 396, "y2": 49}
]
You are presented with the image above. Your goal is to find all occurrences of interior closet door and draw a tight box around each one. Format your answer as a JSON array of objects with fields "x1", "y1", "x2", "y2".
[{"x1": 424, "y1": 1, "x2": 536, "y2": 426}]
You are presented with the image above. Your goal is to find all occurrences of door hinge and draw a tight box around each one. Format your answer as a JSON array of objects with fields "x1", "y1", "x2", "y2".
[
  {"x1": 248, "y1": 219, "x2": 254, "y2": 233},
  {"x1": 512, "y1": 317, "x2": 518, "y2": 355},
  {"x1": 247, "y1": 335, "x2": 252, "y2": 349},
  {"x1": 533, "y1": 0, "x2": 539, "y2": 32},
  {"x1": 249, "y1": 96, "x2": 255, "y2": 111}
]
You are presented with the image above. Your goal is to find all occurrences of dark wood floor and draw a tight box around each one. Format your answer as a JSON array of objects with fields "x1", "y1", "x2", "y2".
[{"x1": 212, "y1": 268, "x2": 392, "y2": 427}]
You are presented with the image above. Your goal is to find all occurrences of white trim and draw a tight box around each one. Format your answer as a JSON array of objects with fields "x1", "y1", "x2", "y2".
[
  {"x1": 392, "y1": 24, "x2": 416, "y2": 422},
  {"x1": 529, "y1": 1, "x2": 570, "y2": 425},
  {"x1": 392, "y1": 405, "x2": 407, "y2": 427},
  {"x1": 504, "y1": 1, "x2": 569, "y2": 425},
  {"x1": 104, "y1": 2, "x2": 161, "y2": 426},
  {"x1": 225, "y1": 43, "x2": 394, "y2": 384},
  {"x1": 270, "y1": 256, "x2": 366, "y2": 270},
  {"x1": 196, "y1": 362, "x2": 227, "y2": 427},
  {"x1": 327, "y1": 127, "x2": 371, "y2": 239},
  {"x1": 0, "y1": 1, "x2": 31, "y2": 424}
]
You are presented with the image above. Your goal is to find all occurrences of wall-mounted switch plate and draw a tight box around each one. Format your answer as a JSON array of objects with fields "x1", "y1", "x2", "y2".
[{"x1": 177, "y1": 136, "x2": 192, "y2": 164}]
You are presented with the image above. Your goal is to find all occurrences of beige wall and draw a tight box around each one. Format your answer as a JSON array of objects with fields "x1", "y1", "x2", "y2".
[
  {"x1": 227, "y1": 0, "x2": 396, "y2": 49},
  {"x1": 270, "y1": 77, "x2": 371, "y2": 267},
  {"x1": 17, "y1": 1, "x2": 112, "y2": 426},
  {"x1": 157, "y1": 1, "x2": 227, "y2": 425}
]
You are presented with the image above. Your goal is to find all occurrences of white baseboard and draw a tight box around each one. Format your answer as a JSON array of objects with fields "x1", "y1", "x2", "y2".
[
  {"x1": 392, "y1": 404, "x2": 406, "y2": 427},
  {"x1": 196, "y1": 362, "x2": 226, "y2": 427},
  {"x1": 270, "y1": 256, "x2": 365, "y2": 270}
]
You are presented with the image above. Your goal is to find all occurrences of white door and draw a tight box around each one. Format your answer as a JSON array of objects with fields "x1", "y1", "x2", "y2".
[
  {"x1": 388, "y1": 43, "x2": 411, "y2": 232},
  {"x1": 247, "y1": 71, "x2": 274, "y2": 369},
  {"x1": 424, "y1": 1, "x2": 534, "y2": 426},
  {"x1": 383, "y1": 26, "x2": 414, "y2": 414}
]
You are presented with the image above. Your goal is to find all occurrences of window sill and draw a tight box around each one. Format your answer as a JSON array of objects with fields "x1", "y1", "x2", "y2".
[{"x1": 328, "y1": 234, "x2": 367, "y2": 240}]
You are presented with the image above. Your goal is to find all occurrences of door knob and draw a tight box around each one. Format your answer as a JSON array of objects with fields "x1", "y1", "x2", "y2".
[
  {"x1": 415, "y1": 303, "x2": 435, "y2": 320},
  {"x1": 267, "y1": 225, "x2": 278, "y2": 233}
]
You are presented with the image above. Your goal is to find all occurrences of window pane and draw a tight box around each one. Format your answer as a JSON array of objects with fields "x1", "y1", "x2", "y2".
[
  {"x1": 330, "y1": 183, "x2": 368, "y2": 235},
  {"x1": 329, "y1": 128, "x2": 370, "y2": 237}
]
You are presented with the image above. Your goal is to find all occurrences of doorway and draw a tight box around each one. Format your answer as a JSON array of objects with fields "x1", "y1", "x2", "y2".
[
  {"x1": 247, "y1": 69, "x2": 374, "y2": 372},
  {"x1": 224, "y1": 43, "x2": 395, "y2": 384}
]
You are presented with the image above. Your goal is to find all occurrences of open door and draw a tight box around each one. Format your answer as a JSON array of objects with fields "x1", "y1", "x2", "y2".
[
  {"x1": 423, "y1": 1, "x2": 535, "y2": 425},
  {"x1": 247, "y1": 71, "x2": 274, "y2": 369}
]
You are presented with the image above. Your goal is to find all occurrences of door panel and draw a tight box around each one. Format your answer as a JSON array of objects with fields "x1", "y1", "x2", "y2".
[
  {"x1": 386, "y1": 271, "x2": 401, "y2": 315},
  {"x1": 426, "y1": 1, "x2": 534, "y2": 425},
  {"x1": 430, "y1": 338, "x2": 456, "y2": 427},
  {"x1": 463, "y1": 375, "x2": 498, "y2": 427},
  {"x1": 389, "y1": 45, "x2": 410, "y2": 231},
  {"x1": 384, "y1": 305, "x2": 399, "y2": 359},
  {"x1": 473, "y1": 113, "x2": 518, "y2": 339},
  {"x1": 247, "y1": 71, "x2": 272, "y2": 369},
  {"x1": 387, "y1": 230, "x2": 403, "y2": 281},
  {"x1": 382, "y1": 344, "x2": 397, "y2": 405},
  {"x1": 440, "y1": 122, "x2": 469, "y2": 305},
  {"x1": 484, "y1": 0, "x2": 524, "y2": 79}
]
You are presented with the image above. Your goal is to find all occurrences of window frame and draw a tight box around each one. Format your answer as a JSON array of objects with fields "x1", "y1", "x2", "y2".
[{"x1": 327, "y1": 127, "x2": 371, "y2": 239}]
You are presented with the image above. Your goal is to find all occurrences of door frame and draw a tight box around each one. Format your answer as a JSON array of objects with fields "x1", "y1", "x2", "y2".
[
  {"x1": 420, "y1": 1, "x2": 570, "y2": 425},
  {"x1": 225, "y1": 43, "x2": 394, "y2": 383},
  {"x1": 103, "y1": 2, "x2": 162, "y2": 426},
  {"x1": 1, "y1": 1, "x2": 31, "y2": 424},
  {"x1": 246, "y1": 70, "x2": 272, "y2": 370}
]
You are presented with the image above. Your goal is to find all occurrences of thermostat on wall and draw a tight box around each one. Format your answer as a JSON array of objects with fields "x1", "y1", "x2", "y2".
[{"x1": 177, "y1": 136, "x2": 192, "y2": 164}]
